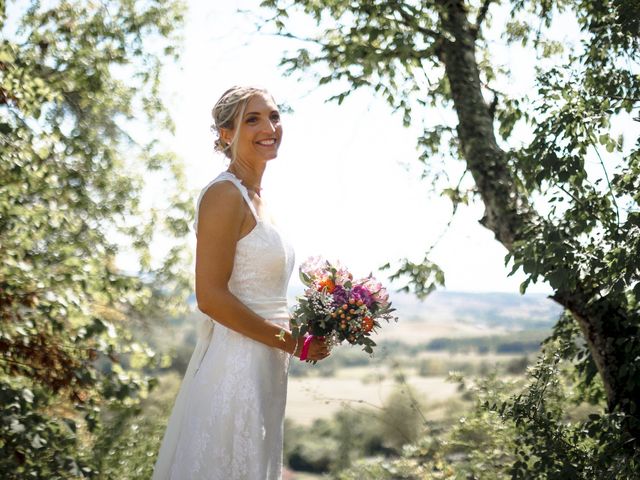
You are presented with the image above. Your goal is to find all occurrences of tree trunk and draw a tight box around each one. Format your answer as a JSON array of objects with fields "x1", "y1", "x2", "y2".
[
  {"x1": 435, "y1": 0, "x2": 639, "y2": 438},
  {"x1": 551, "y1": 289, "x2": 640, "y2": 427},
  {"x1": 435, "y1": 1, "x2": 531, "y2": 251}
]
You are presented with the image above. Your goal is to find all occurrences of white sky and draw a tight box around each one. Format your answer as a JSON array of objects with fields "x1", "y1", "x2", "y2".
[{"x1": 156, "y1": 0, "x2": 588, "y2": 294}]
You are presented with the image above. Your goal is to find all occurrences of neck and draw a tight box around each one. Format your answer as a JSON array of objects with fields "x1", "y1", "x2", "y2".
[{"x1": 227, "y1": 160, "x2": 265, "y2": 196}]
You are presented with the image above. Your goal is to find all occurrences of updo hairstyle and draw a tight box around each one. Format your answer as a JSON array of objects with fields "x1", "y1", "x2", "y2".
[{"x1": 211, "y1": 86, "x2": 274, "y2": 160}]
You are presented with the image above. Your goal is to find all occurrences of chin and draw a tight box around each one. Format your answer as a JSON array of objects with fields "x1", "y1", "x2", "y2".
[{"x1": 264, "y1": 150, "x2": 279, "y2": 161}]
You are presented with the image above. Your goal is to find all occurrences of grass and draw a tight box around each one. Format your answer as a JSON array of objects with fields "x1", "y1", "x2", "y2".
[
  {"x1": 287, "y1": 368, "x2": 459, "y2": 426},
  {"x1": 285, "y1": 346, "x2": 532, "y2": 426}
]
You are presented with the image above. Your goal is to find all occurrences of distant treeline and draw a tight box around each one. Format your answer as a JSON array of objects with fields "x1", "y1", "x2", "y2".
[
  {"x1": 286, "y1": 330, "x2": 550, "y2": 377},
  {"x1": 377, "y1": 329, "x2": 550, "y2": 357},
  {"x1": 422, "y1": 330, "x2": 550, "y2": 354}
]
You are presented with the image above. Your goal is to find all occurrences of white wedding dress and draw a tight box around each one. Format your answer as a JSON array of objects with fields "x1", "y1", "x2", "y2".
[{"x1": 152, "y1": 171, "x2": 295, "y2": 480}]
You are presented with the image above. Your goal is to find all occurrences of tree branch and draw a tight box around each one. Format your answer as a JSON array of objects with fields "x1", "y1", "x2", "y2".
[
  {"x1": 262, "y1": 30, "x2": 323, "y2": 45},
  {"x1": 472, "y1": 0, "x2": 493, "y2": 40},
  {"x1": 591, "y1": 140, "x2": 621, "y2": 237},
  {"x1": 395, "y1": 3, "x2": 442, "y2": 41},
  {"x1": 426, "y1": 168, "x2": 469, "y2": 255}
]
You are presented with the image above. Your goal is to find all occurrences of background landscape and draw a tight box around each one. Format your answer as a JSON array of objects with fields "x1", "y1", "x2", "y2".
[{"x1": 145, "y1": 290, "x2": 564, "y2": 478}]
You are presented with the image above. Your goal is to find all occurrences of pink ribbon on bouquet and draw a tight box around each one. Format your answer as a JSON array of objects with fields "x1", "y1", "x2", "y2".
[
  {"x1": 299, "y1": 335, "x2": 326, "y2": 361},
  {"x1": 299, "y1": 335, "x2": 314, "y2": 361}
]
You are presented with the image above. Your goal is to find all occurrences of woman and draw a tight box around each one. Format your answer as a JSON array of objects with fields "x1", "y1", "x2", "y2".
[{"x1": 152, "y1": 86, "x2": 329, "y2": 480}]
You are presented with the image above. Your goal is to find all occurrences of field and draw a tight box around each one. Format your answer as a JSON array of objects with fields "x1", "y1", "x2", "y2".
[
  {"x1": 372, "y1": 316, "x2": 507, "y2": 345},
  {"x1": 287, "y1": 372, "x2": 458, "y2": 426},
  {"x1": 286, "y1": 349, "x2": 527, "y2": 426},
  {"x1": 168, "y1": 292, "x2": 552, "y2": 427}
]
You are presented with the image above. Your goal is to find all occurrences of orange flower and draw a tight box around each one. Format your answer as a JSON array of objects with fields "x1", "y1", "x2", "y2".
[
  {"x1": 362, "y1": 316, "x2": 374, "y2": 333},
  {"x1": 317, "y1": 278, "x2": 336, "y2": 293}
]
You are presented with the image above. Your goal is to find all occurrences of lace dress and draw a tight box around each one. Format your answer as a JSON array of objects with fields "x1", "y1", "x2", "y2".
[{"x1": 152, "y1": 171, "x2": 295, "y2": 480}]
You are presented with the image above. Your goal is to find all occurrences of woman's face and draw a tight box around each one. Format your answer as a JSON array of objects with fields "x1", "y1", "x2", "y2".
[{"x1": 224, "y1": 93, "x2": 283, "y2": 164}]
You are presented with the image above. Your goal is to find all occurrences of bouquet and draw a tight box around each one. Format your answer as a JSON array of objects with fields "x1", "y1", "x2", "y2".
[{"x1": 291, "y1": 256, "x2": 398, "y2": 357}]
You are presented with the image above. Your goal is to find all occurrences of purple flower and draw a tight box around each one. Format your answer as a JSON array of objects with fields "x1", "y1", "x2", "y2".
[
  {"x1": 331, "y1": 285, "x2": 348, "y2": 306},
  {"x1": 351, "y1": 285, "x2": 373, "y2": 308}
]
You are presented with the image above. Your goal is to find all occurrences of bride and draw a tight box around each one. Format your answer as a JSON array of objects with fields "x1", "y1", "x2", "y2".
[{"x1": 152, "y1": 86, "x2": 330, "y2": 480}]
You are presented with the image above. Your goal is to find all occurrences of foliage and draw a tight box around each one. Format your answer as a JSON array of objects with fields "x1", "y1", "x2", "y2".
[
  {"x1": 259, "y1": 0, "x2": 639, "y2": 302},
  {"x1": 258, "y1": 0, "x2": 640, "y2": 466},
  {"x1": 0, "y1": 0, "x2": 189, "y2": 477},
  {"x1": 283, "y1": 384, "x2": 427, "y2": 475},
  {"x1": 285, "y1": 419, "x2": 340, "y2": 473},
  {"x1": 90, "y1": 391, "x2": 173, "y2": 480},
  {"x1": 378, "y1": 383, "x2": 430, "y2": 452},
  {"x1": 335, "y1": 334, "x2": 638, "y2": 479},
  {"x1": 488, "y1": 324, "x2": 640, "y2": 479},
  {"x1": 381, "y1": 255, "x2": 445, "y2": 300},
  {"x1": 0, "y1": 380, "x2": 91, "y2": 478},
  {"x1": 288, "y1": 369, "x2": 518, "y2": 479}
]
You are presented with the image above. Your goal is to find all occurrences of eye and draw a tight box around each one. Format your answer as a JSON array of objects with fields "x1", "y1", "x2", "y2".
[
  {"x1": 270, "y1": 112, "x2": 281, "y2": 122},
  {"x1": 245, "y1": 116, "x2": 258, "y2": 124}
]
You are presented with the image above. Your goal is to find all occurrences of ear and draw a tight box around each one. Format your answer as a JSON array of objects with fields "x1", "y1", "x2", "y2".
[{"x1": 219, "y1": 127, "x2": 234, "y2": 146}]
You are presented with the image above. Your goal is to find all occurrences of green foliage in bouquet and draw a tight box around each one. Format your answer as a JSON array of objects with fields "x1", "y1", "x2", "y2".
[{"x1": 0, "y1": 0, "x2": 189, "y2": 477}]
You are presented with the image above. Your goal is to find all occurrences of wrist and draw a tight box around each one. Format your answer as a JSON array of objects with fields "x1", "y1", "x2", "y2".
[{"x1": 278, "y1": 329, "x2": 300, "y2": 356}]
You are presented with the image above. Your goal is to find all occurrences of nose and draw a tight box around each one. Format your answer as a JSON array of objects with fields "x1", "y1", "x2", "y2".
[{"x1": 265, "y1": 118, "x2": 277, "y2": 132}]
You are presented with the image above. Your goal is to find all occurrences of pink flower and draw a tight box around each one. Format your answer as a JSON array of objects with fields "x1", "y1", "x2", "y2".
[
  {"x1": 300, "y1": 256, "x2": 329, "y2": 283},
  {"x1": 375, "y1": 287, "x2": 390, "y2": 306},
  {"x1": 358, "y1": 275, "x2": 389, "y2": 306},
  {"x1": 334, "y1": 266, "x2": 353, "y2": 286}
]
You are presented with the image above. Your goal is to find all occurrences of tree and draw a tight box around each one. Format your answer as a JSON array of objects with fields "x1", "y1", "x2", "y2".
[
  {"x1": 259, "y1": 0, "x2": 640, "y2": 456},
  {"x1": 0, "y1": 0, "x2": 190, "y2": 477}
]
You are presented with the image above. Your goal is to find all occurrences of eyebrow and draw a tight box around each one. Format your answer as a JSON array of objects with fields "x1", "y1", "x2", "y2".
[{"x1": 244, "y1": 110, "x2": 279, "y2": 117}]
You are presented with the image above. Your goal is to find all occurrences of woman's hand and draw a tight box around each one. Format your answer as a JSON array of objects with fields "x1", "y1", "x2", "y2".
[
  {"x1": 307, "y1": 337, "x2": 330, "y2": 361},
  {"x1": 293, "y1": 336, "x2": 330, "y2": 361}
]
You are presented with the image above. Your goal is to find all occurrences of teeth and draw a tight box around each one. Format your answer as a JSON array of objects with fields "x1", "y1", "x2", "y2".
[{"x1": 257, "y1": 139, "x2": 276, "y2": 146}]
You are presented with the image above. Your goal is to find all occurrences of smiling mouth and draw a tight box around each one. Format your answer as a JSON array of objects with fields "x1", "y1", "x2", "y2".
[{"x1": 256, "y1": 138, "x2": 277, "y2": 146}]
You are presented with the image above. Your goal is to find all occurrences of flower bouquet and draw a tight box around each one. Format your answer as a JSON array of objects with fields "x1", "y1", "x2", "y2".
[{"x1": 291, "y1": 256, "x2": 398, "y2": 358}]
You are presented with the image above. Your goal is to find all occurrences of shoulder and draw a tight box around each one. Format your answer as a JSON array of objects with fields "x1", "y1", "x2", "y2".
[
  {"x1": 200, "y1": 179, "x2": 243, "y2": 206},
  {"x1": 198, "y1": 180, "x2": 246, "y2": 226}
]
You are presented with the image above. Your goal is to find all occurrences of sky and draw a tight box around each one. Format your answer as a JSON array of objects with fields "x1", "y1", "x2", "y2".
[{"x1": 156, "y1": 0, "x2": 583, "y2": 295}]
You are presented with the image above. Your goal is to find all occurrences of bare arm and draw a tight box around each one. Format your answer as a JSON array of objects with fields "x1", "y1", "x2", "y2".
[{"x1": 195, "y1": 182, "x2": 327, "y2": 360}]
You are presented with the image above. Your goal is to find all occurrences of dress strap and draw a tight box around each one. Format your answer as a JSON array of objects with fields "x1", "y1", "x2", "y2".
[{"x1": 193, "y1": 171, "x2": 259, "y2": 234}]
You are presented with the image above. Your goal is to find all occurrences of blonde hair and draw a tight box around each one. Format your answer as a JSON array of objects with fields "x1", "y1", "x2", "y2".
[{"x1": 210, "y1": 86, "x2": 274, "y2": 160}]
